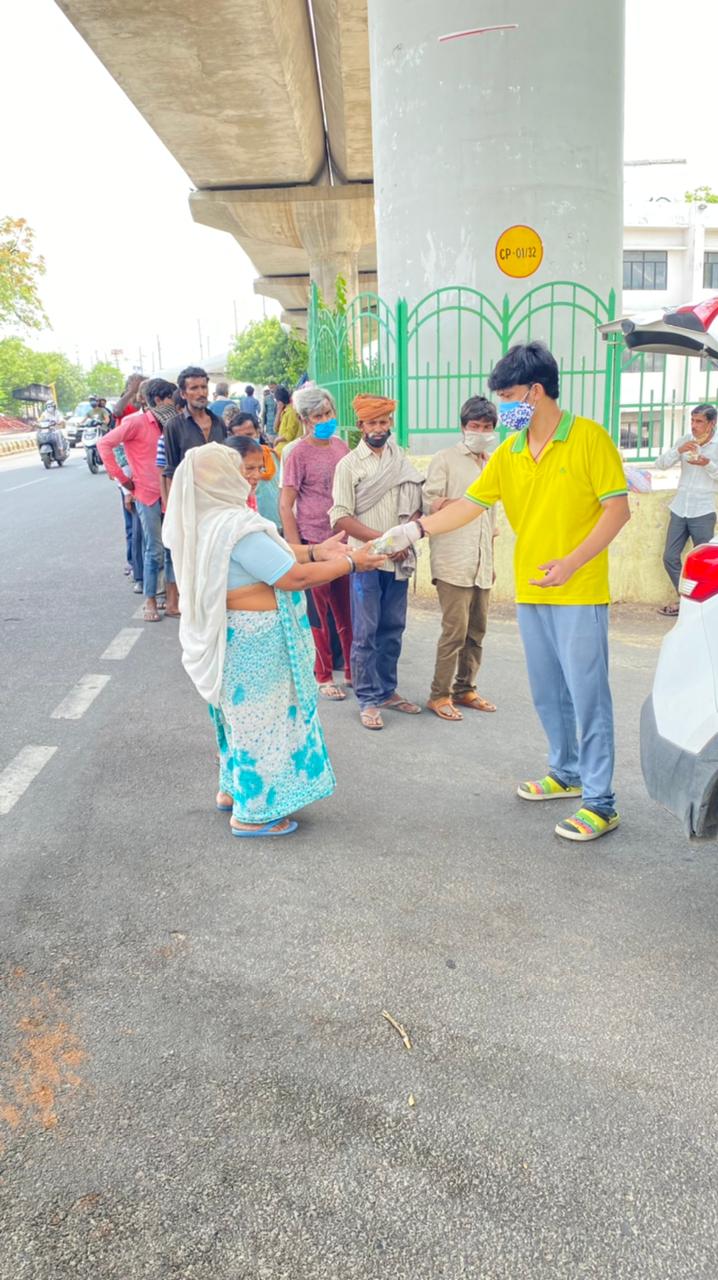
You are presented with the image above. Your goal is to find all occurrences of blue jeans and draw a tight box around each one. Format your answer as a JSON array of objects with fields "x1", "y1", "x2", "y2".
[
  {"x1": 135, "y1": 499, "x2": 175, "y2": 598},
  {"x1": 121, "y1": 491, "x2": 132, "y2": 566},
  {"x1": 517, "y1": 604, "x2": 615, "y2": 815},
  {"x1": 350, "y1": 572, "x2": 408, "y2": 709},
  {"x1": 131, "y1": 506, "x2": 144, "y2": 585}
]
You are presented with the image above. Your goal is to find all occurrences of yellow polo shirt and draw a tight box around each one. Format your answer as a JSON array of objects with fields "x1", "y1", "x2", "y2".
[{"x1": 465, "y1": 412, "x2": 627, "y2": 605}]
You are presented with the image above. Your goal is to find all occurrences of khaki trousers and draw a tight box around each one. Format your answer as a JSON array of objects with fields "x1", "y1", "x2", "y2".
[{"x1": 430, "y1": 580, "x2": 490, "y2": 701}]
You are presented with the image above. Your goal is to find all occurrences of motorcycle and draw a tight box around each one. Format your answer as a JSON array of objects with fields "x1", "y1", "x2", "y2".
[
  {"x1": 37, "y1": 424, "x2": 69, "y2": 469},
  {"x1": 82, "y1": 419, "x2": 107, "y2": 474}
]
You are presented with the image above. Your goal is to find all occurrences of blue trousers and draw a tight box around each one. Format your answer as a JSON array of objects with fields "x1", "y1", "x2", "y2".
[
  {"x1": 135, "y1": 499, "x2": 175, "y2": 598},
  {"x1": 121, "y1": 491, "x2": 132, "y2": 566},
  {"x1": 350, "y1": 572, "x2": 408, "y2": 709},
  {"x1": 131, "y1": 507, "x2": 144, "y2": 585},
  {"x1": 516, "y1": 604, "x2": 615, "y2": 815}
]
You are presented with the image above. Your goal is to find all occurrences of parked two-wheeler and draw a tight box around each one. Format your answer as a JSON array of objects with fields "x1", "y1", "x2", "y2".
[
  {"x1": 36, "y1": 424, "x2": 70, "y2": 469},
  {"x1": 82, "y1": 419, "x2": 107, "y2": 473}
]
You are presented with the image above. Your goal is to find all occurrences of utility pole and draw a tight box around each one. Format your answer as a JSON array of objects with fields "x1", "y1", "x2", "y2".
[
  {"x1": 233, "y1": 300, "x2": 238, "y2": 336},
  {"x1": 110, "y1": 348, "x2": 123, "y2": 370},
  {"x1": 197, "y1": 319, "x2": 204, "y2": 360},
  {"x1": 137, "y1": 347, "x2": 145, "y2": 372},
  {"x1": 156, "y1": 334, "x2": 162, "y2": 368}
]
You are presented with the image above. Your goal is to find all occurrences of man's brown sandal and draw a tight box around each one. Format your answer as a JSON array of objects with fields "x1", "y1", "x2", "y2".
[
  {"x1": 360, "y1": 707, "x2": 384, "y2": 730},
  {"x1": 427, "y1": 698, "x2": 463, "y2": 721},
  {"x1": 454, "y1": 692, "x2": 496, "y2": 712}
]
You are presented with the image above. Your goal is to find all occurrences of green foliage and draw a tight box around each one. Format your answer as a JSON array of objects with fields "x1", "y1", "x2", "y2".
[
  {"x1": 85, "y1": 361, "x2": 125, "y2": 396},
  {"x1": 227, "y1": 317, "x2": 308, "y2": 388},
  {"x1": 0, "y1": 337, "x2": 86, "y2": 414},
  {"x1": 685, "y1": 185, "x2": 718, "y2": 204},
  {"x1": 0, "y1": 217, "x2": 48, "y2": 331}
]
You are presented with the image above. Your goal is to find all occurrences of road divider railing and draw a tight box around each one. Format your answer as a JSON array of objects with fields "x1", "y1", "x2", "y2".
[{"x1": 0, "y1": 434, "x2": 37, "y2": 456}]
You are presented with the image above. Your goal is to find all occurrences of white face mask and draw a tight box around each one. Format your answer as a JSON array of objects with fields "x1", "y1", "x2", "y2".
[{"x1": 464, "y1": 431, "x2": 499, "y2": 456}]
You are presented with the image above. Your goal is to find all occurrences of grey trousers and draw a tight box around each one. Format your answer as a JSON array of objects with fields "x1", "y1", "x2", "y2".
[{"x1": 662, "y1": 510, "x2": 716, "y2": 592}]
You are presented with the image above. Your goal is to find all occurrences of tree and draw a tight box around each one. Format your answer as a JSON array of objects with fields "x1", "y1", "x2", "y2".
[
  {"x1": 685, "y1": 185, "x2": 718, "y2": 205},
  {"x1": 0, "y1": 338, "x2": 85, "y2": 415},
  {"x1": 85, "y1": 361, "x2": 125, "y2": 396},
  {"x1": 0, "y1": 217, "x2": 48, "y2": 331},
  {"x1": 227, "y1": 317, "x2": 308, "y2": 388}
]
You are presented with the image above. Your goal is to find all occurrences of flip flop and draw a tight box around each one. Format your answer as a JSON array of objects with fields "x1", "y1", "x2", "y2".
[
  {"x1": 319, "y1": 683, "x2": 347, "y2": 701},
  {"x1": 216, "y1": 801, "x2": 233, "y2": 812},
  {"x1": 381, "y1": 695, "x2": 422, "y2": 714},
  {"x1": 143, "y1": 607, "x2": 162, "y2": 622},
  {"x1": 360, "y1": 708, "x2": 384, "y2": 730},
  {"x1": 427, "y1": 698, "x2": 463, "y2": 721},
  {"x1": 231, "y1": 819, "x2": 298, "y2": 838}
]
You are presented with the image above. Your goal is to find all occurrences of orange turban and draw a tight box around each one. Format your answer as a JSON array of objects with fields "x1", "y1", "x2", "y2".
[{"x1": 352, "y1": 393, "x2": 397, "y2": 423}]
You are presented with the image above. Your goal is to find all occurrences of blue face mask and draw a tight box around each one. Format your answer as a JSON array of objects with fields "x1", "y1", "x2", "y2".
[
  {"x1": 497, "y1": 397, "x2": 535, "y2": 433},
  {"x1": 314, "y1": 417, "x2": 338, "y2": 440}
]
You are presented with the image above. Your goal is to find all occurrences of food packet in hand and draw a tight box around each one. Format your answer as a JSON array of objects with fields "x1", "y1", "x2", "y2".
[{"x1": 372, "y1": 530, "x2": 403, "y2": 555}]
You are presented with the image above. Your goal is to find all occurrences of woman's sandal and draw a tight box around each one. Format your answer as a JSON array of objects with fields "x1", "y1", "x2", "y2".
[
  {"x1": 427, "y1": 697, "x2": 463, "y2": 721},
  {"x1": 658, "y1": 603, "x2": 679, "y2": 617},
  {"x1": 231, "y1": 818, "x2": 298, "y2": 838},
  {"x1": 360, "y1": 707, "x2": 384, "y2": 730},
  {"x1": 454, "y1": 691, "x2": 497, "y2": 713},
  {"x1": 319, "y1": 683, "x2": 347, "y2": 701}
]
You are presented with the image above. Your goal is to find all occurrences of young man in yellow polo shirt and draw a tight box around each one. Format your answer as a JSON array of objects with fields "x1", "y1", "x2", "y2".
[{"x1": 376, "y1": 341, "x2": 630, "y2": 843}]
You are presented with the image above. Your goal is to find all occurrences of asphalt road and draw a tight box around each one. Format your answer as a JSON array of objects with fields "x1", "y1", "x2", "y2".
[{"x1": 1, "y1": 447, "x2": 717, "y2": 1279}]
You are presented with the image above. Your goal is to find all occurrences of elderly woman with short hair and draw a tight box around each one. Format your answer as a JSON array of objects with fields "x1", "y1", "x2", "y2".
[{"x1": 280, "y1": 386, "x2": 354, "y2": 700}]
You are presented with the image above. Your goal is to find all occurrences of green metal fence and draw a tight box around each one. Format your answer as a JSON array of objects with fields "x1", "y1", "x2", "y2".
[{"x1": 308, "y1": 282, "x2": 718, "y2": 458}]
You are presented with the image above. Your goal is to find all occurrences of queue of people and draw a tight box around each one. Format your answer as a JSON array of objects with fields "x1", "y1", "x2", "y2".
[{"x1": 112, "y1": 342, "x2": 634, "y2": 849}]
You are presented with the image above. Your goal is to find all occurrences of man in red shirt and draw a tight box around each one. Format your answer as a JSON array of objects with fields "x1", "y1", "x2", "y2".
[
  {"x1": 99, "y1": 379, "x2": 179, "y2": 622},
  {"x1": 280, "y1": 385, "x2": 351, "y2": 699}
]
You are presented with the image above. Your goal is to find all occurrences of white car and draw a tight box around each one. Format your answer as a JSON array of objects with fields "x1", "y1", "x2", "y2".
[
  {"x1": 602, "y1": 297, "x2": 718, "y2": 836},
  {"x1": 641, "y1": 540, "x2": 718, "y2": 838}
]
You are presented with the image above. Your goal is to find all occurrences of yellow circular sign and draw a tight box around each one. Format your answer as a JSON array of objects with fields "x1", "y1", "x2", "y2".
[{"x1": 495, "y1": 225, "x2": 544, "y2": 278}]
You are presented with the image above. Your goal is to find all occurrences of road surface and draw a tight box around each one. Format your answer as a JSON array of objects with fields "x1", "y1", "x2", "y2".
[{"x1": 1, "y1": 447, "x2": 717, "y2": 1279}]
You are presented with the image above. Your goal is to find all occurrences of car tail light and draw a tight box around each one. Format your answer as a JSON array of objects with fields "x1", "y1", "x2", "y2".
[{"x1": 679, "y1": 542, "x2": 718, "y2": 602}]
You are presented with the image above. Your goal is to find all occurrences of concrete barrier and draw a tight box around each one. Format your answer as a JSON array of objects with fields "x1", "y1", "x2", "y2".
[
  {"x1": 0, "y1": 435, "x2": 36, "y2": 457},
  {"x1": 411, "y1": 457, "x2": 692, "y2": 606}
]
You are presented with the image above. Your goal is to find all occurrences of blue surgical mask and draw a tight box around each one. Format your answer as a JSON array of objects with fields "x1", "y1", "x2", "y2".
[
  {"x1": 498, "y1": 397, "x2": 535, "y2": 432},
  {"x1": 314, "y1": 417, "x2": 338, "y2": 440}
]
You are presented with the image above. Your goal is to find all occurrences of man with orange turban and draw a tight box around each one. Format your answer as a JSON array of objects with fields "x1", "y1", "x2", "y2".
[{"x1": 329, "y1": 392, "x2": 424, "y2": 730}]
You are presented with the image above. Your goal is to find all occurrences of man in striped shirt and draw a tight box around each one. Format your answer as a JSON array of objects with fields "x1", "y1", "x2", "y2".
[{"x1": 329, "y1": 393, "x2": 424, "y2": 730}]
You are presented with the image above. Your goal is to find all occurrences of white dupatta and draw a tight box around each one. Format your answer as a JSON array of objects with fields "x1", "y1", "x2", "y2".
[{"x1": 162, "y1": 443, "x2": 293, "y2": 705}]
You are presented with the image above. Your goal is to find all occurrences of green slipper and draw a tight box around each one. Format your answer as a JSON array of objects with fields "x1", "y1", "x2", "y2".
[
  {"x1": 555, "y1": 808, "x2": 620, "y2": 842},
  {"x1": 517, "y1": 774, "x2": 582, "y2": 801}
]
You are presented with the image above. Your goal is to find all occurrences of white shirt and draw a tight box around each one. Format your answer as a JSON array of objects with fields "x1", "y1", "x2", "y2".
[{"x1": 655, "y1": 435, "x2": 718, "y2": 519}]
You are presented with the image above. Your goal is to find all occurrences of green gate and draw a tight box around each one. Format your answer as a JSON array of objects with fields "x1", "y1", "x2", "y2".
[{"x1": 308, "y1": 281, "x2": 717, "y2": 457}]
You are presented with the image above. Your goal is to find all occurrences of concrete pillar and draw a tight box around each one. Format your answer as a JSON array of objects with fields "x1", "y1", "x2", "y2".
[{"x1": 367, "y1": 0, "x2": 624, "y2": 307}]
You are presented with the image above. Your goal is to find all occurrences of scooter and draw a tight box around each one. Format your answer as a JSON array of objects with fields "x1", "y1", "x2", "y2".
[
  {"x1": 82, "y1": 419, "x2": 106, "y2": 474},
  {"x1": 37, "y1": 424, "x2": 69, "y2": 469}
]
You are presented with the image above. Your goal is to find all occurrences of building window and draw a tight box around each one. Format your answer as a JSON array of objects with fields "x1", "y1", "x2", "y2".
[
  {"x1": 623, "y1": 250, "x2": 668, "y2": 291},
  {"x1": 703, "y1": 252, "x2": 718, "y2": 290},
  {"x1": 621, "y1": 350, "x2": 666, "y2": 373}
]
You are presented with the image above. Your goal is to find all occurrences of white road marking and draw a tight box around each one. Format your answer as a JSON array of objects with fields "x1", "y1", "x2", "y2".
[
  {"x1": 0, "y1": 745, "x2": 58, "y2": 816},
  {"x1": 51, "y1": 674, "x2": 110, "y2": 720},
  {"x1": 1, "y1": 479, "x2": 45, "y2": 494},
  {"x1": 101, "y1": 628, "x2": 143, "y2": 660}
]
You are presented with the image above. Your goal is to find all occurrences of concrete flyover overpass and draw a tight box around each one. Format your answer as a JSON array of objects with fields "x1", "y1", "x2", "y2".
[
  {"x1": 56, "y1": 0, "x2": 378, "y2": 332},
  {"x1": 56, "y1": 1, "x2": 624, "y2": 345}
]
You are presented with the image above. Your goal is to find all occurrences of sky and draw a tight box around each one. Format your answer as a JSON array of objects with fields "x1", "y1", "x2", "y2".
[{"x1": 1, "y1": 0, "x2": 717, "y2": 376}]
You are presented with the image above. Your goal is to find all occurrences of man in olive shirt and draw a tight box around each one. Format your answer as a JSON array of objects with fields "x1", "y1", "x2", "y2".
[{"x1": 162, "y1": 366, "x2": 226, "y2": 491}]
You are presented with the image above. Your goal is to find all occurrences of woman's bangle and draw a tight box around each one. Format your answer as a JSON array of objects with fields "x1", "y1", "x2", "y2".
[
  {"x1": 343, "y1": 554, "x2": 355, "y2": 574},
  {"x1": 308, "y1": 545, "x2": 316, "y2": 562}
]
